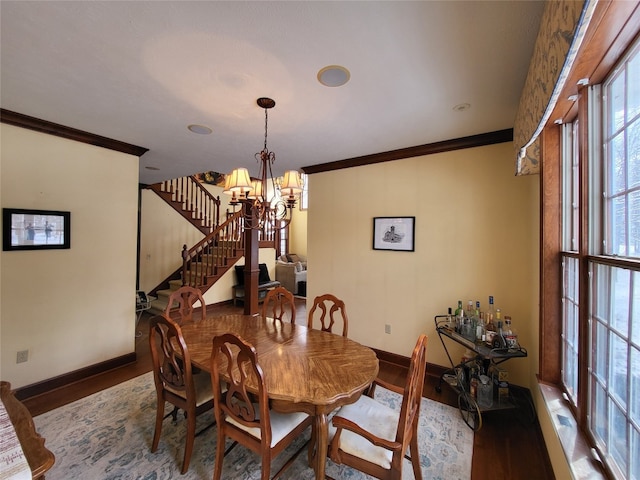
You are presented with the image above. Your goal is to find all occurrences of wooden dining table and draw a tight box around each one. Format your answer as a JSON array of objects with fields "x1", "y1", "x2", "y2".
[{"x1": 178, "y1": 314, "x2": 379, "y2": 480}]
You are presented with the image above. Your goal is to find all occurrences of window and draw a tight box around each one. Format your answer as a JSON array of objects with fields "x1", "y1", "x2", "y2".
[
  {"x1": 561, "y1": 121, "x2": 580, "y2": 404},
  {"x1": 277, "y1": 222, "x2": 288, "y2": 258},
  {"x1": 300, "y1": 173, "x2": 308, "y2": 211},
  {"x1": 603, "y1": 45, "x2": 640, "y2": 259},
  {"x1": 559, "y1": 35, "x2": 640, "y2": 480}
]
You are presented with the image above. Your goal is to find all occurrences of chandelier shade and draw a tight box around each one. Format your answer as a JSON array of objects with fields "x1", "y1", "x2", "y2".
[
  {"x1": 280, "y1": 170, "x2": 303, "y2": 196},
  {"x1": 224, "y1": 168, "x2": 252, "y2": 194}
]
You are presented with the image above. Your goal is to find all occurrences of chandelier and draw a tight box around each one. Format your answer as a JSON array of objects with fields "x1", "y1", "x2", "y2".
[{"x1": 223, "y1": 97, "x2": 303, "y2": 230}]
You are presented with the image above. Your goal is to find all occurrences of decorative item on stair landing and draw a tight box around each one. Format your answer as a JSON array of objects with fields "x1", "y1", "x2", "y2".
[{"x1": 223, "y1": 97, "x2": 303, "y2": 230}]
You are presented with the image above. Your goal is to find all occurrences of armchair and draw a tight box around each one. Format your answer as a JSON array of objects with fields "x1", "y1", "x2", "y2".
[{"x1": 275, "y1": 254, "x2": 307, "y2": 295}]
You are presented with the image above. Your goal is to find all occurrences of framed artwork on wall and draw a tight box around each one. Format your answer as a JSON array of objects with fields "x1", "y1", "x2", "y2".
[
  {"x1": 2, "y1": 208, "x2": 71, "y2": 251},
  {"x1": 372, "y1": 216, "x2": 415, "y2": 252}
]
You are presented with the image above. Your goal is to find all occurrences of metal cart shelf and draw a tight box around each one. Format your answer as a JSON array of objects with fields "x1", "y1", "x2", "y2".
[
  {"x1": 434, "y1": 314, "x2": 532, "y2": 431},
  {"x1": 135, "y1": 290, "x2": 151, "y2": 337}
]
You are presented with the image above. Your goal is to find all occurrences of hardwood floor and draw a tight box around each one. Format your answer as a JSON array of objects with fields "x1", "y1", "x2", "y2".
[{"x1": 22, "y1": 299, "x2": 554, "y2": 479}]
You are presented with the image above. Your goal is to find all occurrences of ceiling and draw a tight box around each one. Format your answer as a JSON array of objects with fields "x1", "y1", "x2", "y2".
[{"x1": 0, "y1": 1, "x2": 545, "y2": 185}]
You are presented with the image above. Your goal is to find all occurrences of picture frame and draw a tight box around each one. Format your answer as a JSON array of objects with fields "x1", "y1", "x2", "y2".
[
  {"x1": 2, "y1": 208, "x2": 71, "y2": 251},
  {"x1": 372, "y1": 216, "x2": 415, "y2": 252}
]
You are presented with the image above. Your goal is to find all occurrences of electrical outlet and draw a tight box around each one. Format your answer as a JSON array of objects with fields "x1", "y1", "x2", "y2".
[
  {"x1": 16, "y1": 350, "x2": 29, "y2": 363},
  {"x1": 385, "y1": 324, "x2": 391, "y2": 334}
]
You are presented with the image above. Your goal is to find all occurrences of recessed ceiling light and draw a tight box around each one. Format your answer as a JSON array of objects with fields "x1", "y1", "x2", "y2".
[
  {"x1": 145, "y1": 166, "x2": 160, "y2": 171},
  {"x1": 453, "y1": 103, "x2": 471, "y2": 112},
  {"x1": 187, "y1": 124, "x2": 212, "y2": 135},
  {"x1": 317, "y1": 65, "x2": 351, "y2": 87}
]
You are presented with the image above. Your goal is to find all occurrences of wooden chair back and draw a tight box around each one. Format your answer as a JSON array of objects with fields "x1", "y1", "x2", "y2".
[
  {"x1": 394, "y1": 334, "x2": 428, "y2": 473},
  {"x1": 261, "y1": 286, "x2": 296, "y2": 323},
  {"x1": 210, "y1": 332, "x2": 312, "y2": 480},
  {"x1": 329, "y1": 333, "x2": 428, "y2": 480},
  {"x1": 211, "y1": 333, "x2": 269, "y2": 446},
  {"x1": 307, "y1": 293, "x2": 349, "y2": 337},
  {"x1": 165, "y1": 286, "x2": 206, "y2": 325},
  {"x1": 148, "y1": 314, "x2": 212, "y2": 474}
]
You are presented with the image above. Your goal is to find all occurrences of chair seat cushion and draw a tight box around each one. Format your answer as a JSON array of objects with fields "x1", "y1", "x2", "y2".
[
  {"x1": 332, "y1": 394, "x2": 399, "y2": 469},
  {"x1": 165, "y1": 371, "x2": 213, "y2": 407},
  {"x1": 226, "y1": 405, "x2": 309, "y2": 447}
]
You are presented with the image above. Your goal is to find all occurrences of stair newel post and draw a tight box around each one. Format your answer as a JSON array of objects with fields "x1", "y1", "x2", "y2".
[
  {"x1": 243, "y1": 201, "x2": 260, "y2": 315},
  {"x1": 181, "y1": 244, "x2": 188, "y2": 287}
]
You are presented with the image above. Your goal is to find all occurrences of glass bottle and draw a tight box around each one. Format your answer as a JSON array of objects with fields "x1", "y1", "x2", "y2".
[
  {"x1": 485, "y1": 297, "x2": 497, "y2": 346},
  {"x1": 486, "y1": 296, "x2": 496, "y2": 324},
  {"x1": 455, "y1": 300, "x2": 464, "y2": 332},
  {"x1": 504, "y1": 315, "x2": 518, "y2": 348},
  {"x1": 503, "y1": 315, "x2": 512, "y2": 334},
  {"x1": 474, "y1": 301, "x2": 484, "y2": 344},
  {"x1": 466, "y1": 300, "x2": 474, "y2": 319},
  {"x1": 492, "y1": 320, "x2": 507, "y2": 348}
]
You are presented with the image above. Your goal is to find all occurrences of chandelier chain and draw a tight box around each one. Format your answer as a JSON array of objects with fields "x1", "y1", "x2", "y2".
[{"x1": 263, "y1": 108, "x2": 269, "y2": 152}]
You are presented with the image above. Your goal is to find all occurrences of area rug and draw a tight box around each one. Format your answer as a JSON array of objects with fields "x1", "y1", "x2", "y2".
[{"x1": 34, "y1": 372, "x2": 473, "y2": 480}]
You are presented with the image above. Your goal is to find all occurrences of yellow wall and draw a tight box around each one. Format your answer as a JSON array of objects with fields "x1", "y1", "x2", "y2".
[
  {"x1": 138, "y1": 189, "x2": 205, "y2": 294},
  {"x1": 306, "y1": 142, "x2": 539, "y2": 388},
  {"x1": 0, "y1": 124, "x2": 139, "y2": 389},
  {"x1": 290, "y1": 206, "x2": 308, "y2": 257}
]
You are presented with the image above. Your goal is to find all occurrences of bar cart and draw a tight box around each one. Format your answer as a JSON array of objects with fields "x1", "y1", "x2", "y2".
[{"x1": 434, "y1": 314, "x2": 531, "y2": 431}]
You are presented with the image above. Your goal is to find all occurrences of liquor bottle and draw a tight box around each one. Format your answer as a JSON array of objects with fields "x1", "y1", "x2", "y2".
[
  {"x1": 485, "y1": 297, "x2": 497, "y2": 345},
  {"x1": 486, "y1": 296, "x2": 496, "y2": 324},
  {"x1": 503, "y1": 315, "x2": 511, "y2": 334},
  {"x1": 474, "y1": 301, "x2": 484, "y2": 344},
  {"x1": 492, "y1": 320, "x2": 507, "y2": 349},
  {"x1": 466, "y1": 300, "x2": 474, "y2": 319},
  {"x1": 503, "y1": 315, "x2": 518, "y2": 348},
  {"x1": 470, "y1": 373, "x2": 479, "y2": 399},
  {"x1": 455, "y1": 300, "x2": 464, "y2": 332},
  {"x1": 446, "y1": 307, "x2": 454, "y2": 330}
]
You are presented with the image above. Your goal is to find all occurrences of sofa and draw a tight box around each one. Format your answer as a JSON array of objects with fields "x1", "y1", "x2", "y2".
[{"x1": 275, "y1": 254, "x2": 307, "y2": 295}]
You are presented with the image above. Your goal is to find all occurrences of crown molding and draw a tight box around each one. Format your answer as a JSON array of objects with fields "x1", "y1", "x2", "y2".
[
  {"x1": 0, "y1": 109, "x2": 148, "y2": 157},
  {"x1": 302, "y1": 128, "x2": 513, "y2": 175}
]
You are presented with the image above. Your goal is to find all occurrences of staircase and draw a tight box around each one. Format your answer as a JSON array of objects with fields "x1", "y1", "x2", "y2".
[{"x1": 145, "y1": 175, "x2": 276, "y2": 314}]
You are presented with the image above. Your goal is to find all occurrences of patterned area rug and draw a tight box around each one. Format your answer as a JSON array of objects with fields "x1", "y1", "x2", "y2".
[{"x1": 34, "y1": 372, "x2": 473, "y2": 479}]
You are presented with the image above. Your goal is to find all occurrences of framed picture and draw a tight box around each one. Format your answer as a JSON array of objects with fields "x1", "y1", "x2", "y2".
[
  {"x1": 2, "y1": 208, "x2": 71, "y2": 251},
  {"x1": 373, "y1": 216, "x2": 415, "y2": 252}
]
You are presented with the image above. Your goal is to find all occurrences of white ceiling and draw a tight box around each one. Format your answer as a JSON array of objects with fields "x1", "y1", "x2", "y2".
[{"x1": 0, "y1": 1, "x2": 545, "y2": 185}]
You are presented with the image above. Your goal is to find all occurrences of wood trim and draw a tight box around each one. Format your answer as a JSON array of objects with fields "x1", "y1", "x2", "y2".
[
  {"x1": 13, "y1": 353, "x2": 136, "y2": 401},
  {"x1": 539, "y1": 126, "x2": 562, "y2": 384},
  {"x1": 0, "y1": 109, "x2": 149, "y2": 157},
  {"x1": 301, "y1": 129, "x2": 513, "y2": 175},
  {"x1": 548, "y1": 1, "x2": 640, "y2": 126},
  {"x1": 539, "y1": 0, "x2": 640, "y2": 388},
  {"x1": 576, "y1": 85, "x2": 591, "y2": 428}
]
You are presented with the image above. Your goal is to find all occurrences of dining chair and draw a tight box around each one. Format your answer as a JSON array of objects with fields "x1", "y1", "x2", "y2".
[
  {"x1": 148, "y1": 314, "x2": 214, "y2": 474},
  {"x1": 164, "y1": 285, "x2": 206, "y2": 325},
  {"x1": 261, "y1": 286, "x2": 296, "y2": 323},
  {"x1": 210, "y1": 332, "x2": 313, "y2": 480},
  {"x1": 328, "y1": 334, "x2": 428, "y2": 480},
  {"x1": 307, "y1": 293, "x2": 349, "y2": 337}
]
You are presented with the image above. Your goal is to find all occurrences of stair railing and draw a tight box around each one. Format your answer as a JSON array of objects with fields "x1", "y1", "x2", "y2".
[
  {"x1": 181, "y1": 210, "x2": 245, "y2": 288},
  {"x1": 155, "y1": 176, "x2": 221, "y2": 233}
]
